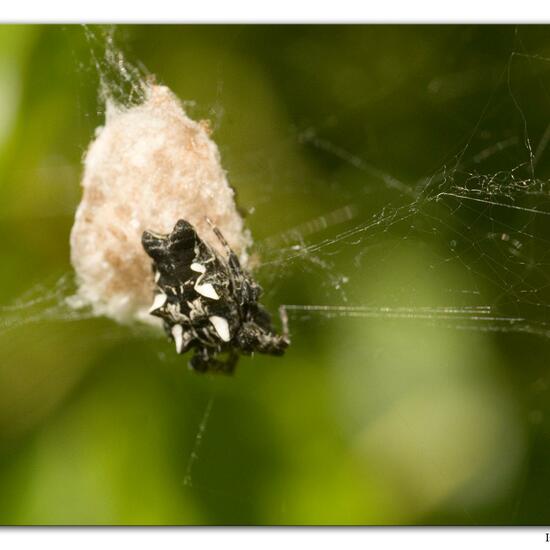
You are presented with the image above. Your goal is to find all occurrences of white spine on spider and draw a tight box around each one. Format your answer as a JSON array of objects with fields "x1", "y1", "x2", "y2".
[{"x1": 70, "y1": 84, "x2": 251, "y2": 326}]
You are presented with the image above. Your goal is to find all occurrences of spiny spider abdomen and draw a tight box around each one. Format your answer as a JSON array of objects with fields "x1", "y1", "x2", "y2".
[{"x1": 142, "y1": 219, "x2": 289, "y2": 373}]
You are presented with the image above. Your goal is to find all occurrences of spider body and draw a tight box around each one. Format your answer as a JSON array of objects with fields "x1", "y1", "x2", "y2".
[{"x1": 142, "y1": 219, "x2": 289, "y2": 373}]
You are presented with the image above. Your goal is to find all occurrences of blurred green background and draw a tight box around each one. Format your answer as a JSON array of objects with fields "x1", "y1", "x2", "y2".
[{"x1": 2, "y1": 24, "x2": 550, "y2": 524}]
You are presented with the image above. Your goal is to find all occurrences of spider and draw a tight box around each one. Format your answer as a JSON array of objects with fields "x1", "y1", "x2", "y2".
[{"x1": 142, "y1": 219, "x2": 290, "y2": 373}]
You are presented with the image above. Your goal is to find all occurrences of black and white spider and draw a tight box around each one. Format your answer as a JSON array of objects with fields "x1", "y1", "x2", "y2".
[{"x1": 142, "y1": 219, "x2": 290, "y2": 373}]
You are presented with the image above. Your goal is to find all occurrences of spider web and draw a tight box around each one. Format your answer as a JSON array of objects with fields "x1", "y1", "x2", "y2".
[
  {"x1": 5, "y1": 27, "x2": 544, "y2": 343},
  {"x1": 255, "y1": 52, "x2": 550, "y2": 342},
  {"x1": 3, "y1": 25, "x2": 550, "y2": 524}
]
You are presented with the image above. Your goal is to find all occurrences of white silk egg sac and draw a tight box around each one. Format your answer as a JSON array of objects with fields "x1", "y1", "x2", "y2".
[{"x1": 70, "y1": 84, "x2": 251, "y2": 325}]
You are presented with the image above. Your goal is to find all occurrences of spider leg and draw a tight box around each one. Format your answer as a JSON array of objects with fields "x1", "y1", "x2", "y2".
[
  {"x1": 189, "y1": 346, "x2": 239, "y2": 374},
  {"x1": 189, "y1": 347, "x2": 212, "y2": 373},
  {"x1": 206, "y1": 217, "x2": 230, "y2": 249},
  {"x1": 206, "y1": 217, "x2": 243, "y2": 272},
  {"x1": 236, "y1": 321, "x2": 289, "y2": 356},
  {"x1": 212, "y1": 350, "x2": 239, "y2": 374},
  {"x1": 278, "y1": 305, "x2": 290, "y2": 341}
]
